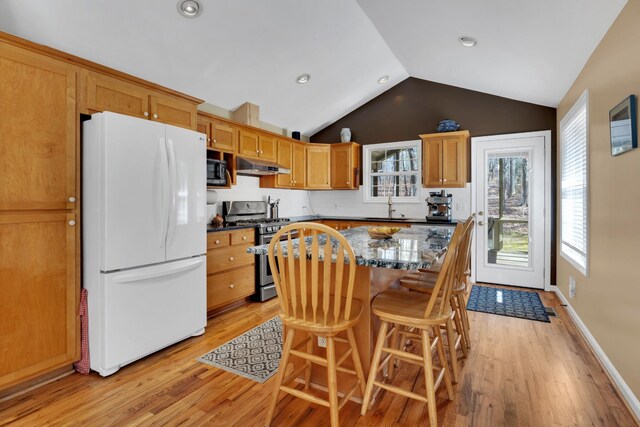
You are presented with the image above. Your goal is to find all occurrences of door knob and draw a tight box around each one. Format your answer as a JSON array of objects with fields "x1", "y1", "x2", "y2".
[
  {"x1": 478, "y1": 221, "x2": 485, "y2": 226},
  {"x1": 478, "y1": 211, "x2": 484, "y2": 216}
]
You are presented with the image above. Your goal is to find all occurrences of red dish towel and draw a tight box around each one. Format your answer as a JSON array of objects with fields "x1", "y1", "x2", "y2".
[{"x1": 74, "y1": 288, "x2": 90, "y2": 374}]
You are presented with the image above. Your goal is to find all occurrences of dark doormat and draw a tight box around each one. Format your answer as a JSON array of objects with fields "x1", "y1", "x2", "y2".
[{"x1": 466, "y1": 285, "x2": 550, "y2": 323}]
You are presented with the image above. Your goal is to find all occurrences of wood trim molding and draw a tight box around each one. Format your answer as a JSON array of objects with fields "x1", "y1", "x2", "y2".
[
  {"x1": 0, "y1": 31, "x2": 203, "y2": 104},
  {"x1": 553, "y1": 287, "x2": 640, "y2": 423}
]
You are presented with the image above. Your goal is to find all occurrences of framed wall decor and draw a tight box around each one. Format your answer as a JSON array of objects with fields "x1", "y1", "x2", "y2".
[{"x1": 609, "y1": 94, "x2": 637, "y2": 156}]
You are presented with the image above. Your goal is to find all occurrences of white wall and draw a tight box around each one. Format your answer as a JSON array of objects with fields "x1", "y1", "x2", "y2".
[
  {"x1": 206, "y1": 175, "x2": 312, "y2": 222},
  {"x1": 308, "y1": 184, "x2": 471, "y2": 220}
]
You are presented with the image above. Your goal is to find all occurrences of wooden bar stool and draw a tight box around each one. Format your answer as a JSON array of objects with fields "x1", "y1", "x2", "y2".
[
  {"x1": 264, "y1": 223, "x2": 367, "y2": 427},
  {"x1": 400, "y1": 215, "x2": 475, "y2": 374},
  {"x1": 361, "y1": 224, "x2": 464, "y2": 427}
]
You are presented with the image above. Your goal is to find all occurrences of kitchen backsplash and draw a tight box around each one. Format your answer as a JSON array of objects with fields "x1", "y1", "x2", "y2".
[
  {"x1": 208, "y1": 176, "x2": 471, "y2": 223},
  {"x1": 307, "y1": 185, "x2": 472, "y2": 220},
  {"x1": 206, "y1": 175, "x2": 312, "y2": 222}
]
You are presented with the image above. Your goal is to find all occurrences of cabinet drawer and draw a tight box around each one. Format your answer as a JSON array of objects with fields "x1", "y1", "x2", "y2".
[
  {"x1": 231, "y1": 229, "x2": 254, "y2": 245},
  {"x1": 207, "y1": 265, "x2": 255, "y2": 310},
  {"x1": 207, "y1": 244, "x2": 254, "y2": 275},
  {"x1": 207, "y1": 233, "x2": 230, "y2": 249}
]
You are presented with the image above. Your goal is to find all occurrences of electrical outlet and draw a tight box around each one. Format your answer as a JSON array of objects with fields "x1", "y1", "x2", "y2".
[
  {"x1": 317, "y1": 337, "x2": 327, "y2": 348},
  {"x1": 569, "y1": 276, "x2": 576, "y2": 298}
]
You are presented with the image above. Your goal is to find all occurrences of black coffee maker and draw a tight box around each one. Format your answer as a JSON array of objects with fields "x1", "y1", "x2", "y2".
[{"x1": 426, "y1": 190, "x2": 452, "y2": 222}]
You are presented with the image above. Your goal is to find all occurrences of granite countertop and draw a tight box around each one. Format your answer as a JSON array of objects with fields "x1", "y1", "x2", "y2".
[
  {"x1": 207, "y1": 224, "x2": 255, "y2": 233},
  {"x1": 289, "y1": 215, "x2": 458, "y2": 226},
  {"x1": 247, "y1": 225, "x2": 454, "y2": 270}
]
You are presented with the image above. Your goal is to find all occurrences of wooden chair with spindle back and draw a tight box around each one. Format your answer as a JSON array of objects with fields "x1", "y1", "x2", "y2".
[
  {"x1": 360, "y1": 223, "x2": 464, "y2": 427},
  {"x1": 264, "y1": 222, "x2": 367, "y2": 427},
  {"x1": 399, "y1": 215, "x2": 475, "y2": 375}
]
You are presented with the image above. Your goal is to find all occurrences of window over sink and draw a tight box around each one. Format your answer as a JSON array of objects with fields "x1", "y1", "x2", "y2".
[{"x1": 363, "y1": 140, "x2": 421, "y2": 203}]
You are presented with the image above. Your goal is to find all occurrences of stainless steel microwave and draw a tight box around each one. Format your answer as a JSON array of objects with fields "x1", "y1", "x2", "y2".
[{"x1": 207, "y1": 159, "x2": 227, "y2": 186}]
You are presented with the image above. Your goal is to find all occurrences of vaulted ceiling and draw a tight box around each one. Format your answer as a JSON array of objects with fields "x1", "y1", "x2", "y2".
[{"x1": 0, "y1": 0, "x2": 627, "y2": 136}]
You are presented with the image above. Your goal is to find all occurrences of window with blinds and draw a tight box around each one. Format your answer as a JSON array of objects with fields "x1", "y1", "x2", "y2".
[{"x1": 560, "y1": 90, "x2": 589, "y2": 275}]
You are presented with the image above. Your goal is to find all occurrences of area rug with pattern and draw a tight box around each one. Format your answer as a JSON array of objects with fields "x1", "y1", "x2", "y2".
[
  {"x1": 197, "y1": 316, "x2": 283, "y2": 383},
  {"x1": 466, "y1": 285, "x2": 550, "y2": 323}
]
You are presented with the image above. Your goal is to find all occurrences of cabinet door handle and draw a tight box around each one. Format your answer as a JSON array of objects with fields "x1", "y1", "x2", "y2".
[
  {"x1": 229, "y1": 257, "x2": 234, "y2": 261},
  {"x1": 229, "y1": 284, "x2": 235, "y2": 289},
  {"x1": 346, "y1": 181, "x2": 350, "y2": 185},
  {"x1": 68, "y1": 197, "x2": 76, "y2": 203},
  {"x1": 143, "y1": 112, "x2": 149, "y2": 117},
  {"x1": 207, "y1": 138, "x2": 211, "y2": 142},
  {"x1": 242, "y1": 236, "x2": 247, "y2": 240},
  {"x1": 68, "y1": 220, "x2": 76, "y2": 226},
  {"x1": 153, "y1": 113, "x2": 159, "y2": 119},
  {"x1": 215, "y1": 240, "x2": 220, "y2": 244},
  {"x1": 443, "y1": 179, "x2": 447, "y2": 182}
]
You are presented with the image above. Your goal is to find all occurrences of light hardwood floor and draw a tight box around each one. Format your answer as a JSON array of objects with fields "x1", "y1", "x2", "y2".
[{"x1": 0, "y1": 286, "x2": 637, "y2": 426}]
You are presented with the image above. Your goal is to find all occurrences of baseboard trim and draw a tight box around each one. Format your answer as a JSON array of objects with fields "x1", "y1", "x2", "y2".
[{"x1": 553, "y1": 287, "x2": 640, "y2": 422}]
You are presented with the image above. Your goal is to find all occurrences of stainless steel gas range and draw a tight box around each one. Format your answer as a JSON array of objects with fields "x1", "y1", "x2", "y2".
[{"x1": 222, "y1": 201, "x2": 292, "y2": 302}]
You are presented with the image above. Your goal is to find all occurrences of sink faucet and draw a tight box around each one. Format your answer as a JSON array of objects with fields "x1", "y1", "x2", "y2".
[{"x1": 387, "y1": 193, "x2": 396, "y2": 219}]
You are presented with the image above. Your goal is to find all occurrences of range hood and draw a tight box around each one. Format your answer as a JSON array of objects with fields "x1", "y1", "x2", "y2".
[{"x1": 236, "y1": 156, "x2": 290, "y2": 176}]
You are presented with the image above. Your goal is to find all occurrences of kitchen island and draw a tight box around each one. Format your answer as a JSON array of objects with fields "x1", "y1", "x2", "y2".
[{"x1": 247, "y1": 225, "x2": 454, "y2": 399}]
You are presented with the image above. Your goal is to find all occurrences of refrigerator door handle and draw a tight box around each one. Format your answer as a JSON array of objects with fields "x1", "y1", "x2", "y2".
[
  {"x1": 166, "y1": 136, "x2": 178, "y2": 246},
  {"x1": 158, "y1": 138, "x2": 170, "y2": 247},
  {"x1": 112, "y1": 258, "x2": 205, "y2": 283}
]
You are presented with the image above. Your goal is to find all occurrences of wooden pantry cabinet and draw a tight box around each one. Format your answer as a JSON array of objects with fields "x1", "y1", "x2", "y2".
[
  {"x1": 0, "y1": 39, "x2": 79, "y2": 392},
  {"x1": 206, "y1": 229, "x2": 256, "y2": 315},
  {"x1": 420, "y1": 130, "x2": 470, "y2": 188},
  {"x1": 82, "y1": 70, "x2": 199, "y2": 130}
]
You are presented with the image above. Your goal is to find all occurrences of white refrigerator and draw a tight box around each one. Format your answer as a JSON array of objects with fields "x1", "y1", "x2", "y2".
[{"x1": 83, "y1": 112, "x2": 207, "y2": 376}]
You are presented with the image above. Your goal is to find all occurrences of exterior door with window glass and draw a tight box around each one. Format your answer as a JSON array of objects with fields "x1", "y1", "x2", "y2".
[{"x1": 472, "y1": 132, "x2": 549, "y2": 289}]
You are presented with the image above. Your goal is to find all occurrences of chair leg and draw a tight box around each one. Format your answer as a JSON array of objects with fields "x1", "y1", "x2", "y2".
[
  {"x1": 346, "y1": 328, "x2": 367, "y2": 397},
  {"x1": 304, "y1": 331, "x2": 314, "y2": 389},
  {"x1": 265, "y1": 328, "x2": 296, "y2": 426},
  {"x1": 420, "y1": 328, "x2": 438, "y2": 427},
  {"x1": 387, "y1": 324, "x2": 399, "y2": 380},
  {"x1": 457, "y1": 293, "x2": 471, "y2": 349},
  {"x1": 326, "y1": 336, "x2": 340, "y2": 427},
  {"x1": 445, "y1": 318, "x2": 460, "y2": 384},
  {"x1": 433, "y1": 326, "x2": 454, "y2": 400},
  {"x1": 452, "y1": 305, "x2": 468, "y2": 358},
  {"x1": 361, "y1": 320, "x2": 389, "y2": 416}
]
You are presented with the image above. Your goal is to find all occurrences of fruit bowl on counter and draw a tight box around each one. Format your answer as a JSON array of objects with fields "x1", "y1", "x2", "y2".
[{"x1": 368, "y1": 226, "x2": 401, "y2": 239}]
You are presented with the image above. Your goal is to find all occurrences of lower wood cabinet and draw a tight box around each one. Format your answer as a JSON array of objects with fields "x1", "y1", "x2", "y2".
[
  {"x1": 0, "y1": 213, "x2": 78, "y2": 391},
  {"x1": 206, "y1": 228, "x2": 255, "y2": 314},
  {"x1": 320, "y1": 219, "x2": 411, "y2": 230}
]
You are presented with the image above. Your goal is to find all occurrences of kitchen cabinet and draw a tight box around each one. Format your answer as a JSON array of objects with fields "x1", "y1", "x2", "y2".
[
  {"x1": 238, "y1": 128, "x2": 278, "y2": 162},
  {"x1": 331, "y1": 142, "x2": 360, "y2": 189},
  {"x1": 260, "y1": 139, "x2": 306, "y2": 189},
  {"x1": 206, "y1": 228, "x2": 255, "y2": 314},
  {"x1": 0, "y1": 39, "x2": 79, "y2": 391},
  {"x1": 83, "y1": 70, "x2": 198, "y2": 130},
  {"x1": 305, "y1": 144, "x2": 331, "y2": 189},
  {"x1": 197, "y1": 113, "x2": 237, "y2": 152},
  {"x1": 420, "y1": 130, "x2": 470, "y2": 188}
]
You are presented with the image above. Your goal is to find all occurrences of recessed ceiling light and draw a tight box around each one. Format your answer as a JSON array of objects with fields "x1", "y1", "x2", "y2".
[
  {"x1": 296, "y1": 74, "x2": 311, "y2": 84},
  {"x1": 177, "y1": 0, "x2": 203, "y2": 19},
  {"x1": 458, "y1": 36, "x2": 477, "y2": 47},
  {"x1": 378, "y1": 75, "x2": 389, "y2": 84}
]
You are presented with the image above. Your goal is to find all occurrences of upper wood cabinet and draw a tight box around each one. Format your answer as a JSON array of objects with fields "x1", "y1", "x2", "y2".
[
  {"x1": 258, "y1": 134, "x2": 277, "y2": 163},
  {"x1": 331, "y1": 142, "x2": 360, "y2": 189},
  {"x1": 306, "y1": 144, "x2": 331, "y2": 189},
  {"x1": 238, "y1": 128, "x2": 259, "y2": 158},
  {"x1": 0, "y1": 43, "x2": 78, "y2": 211},
  {"x1": 197, "y1": 113, "x2": 237, "y2": 152},
  {"x1": 420, "y1": 130, "x2": 470, "y2": 188},
  {"x1": 83, "y1": 70, "x2": 198, "y2": 130},
  {"x1": 291, "y1": 142, "x2": 306, "y2": 189},
  {"x1": 275, "y1": 139, "x2": 292, "y2": 187}
]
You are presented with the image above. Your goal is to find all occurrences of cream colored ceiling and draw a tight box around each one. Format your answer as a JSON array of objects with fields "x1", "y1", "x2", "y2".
[{"x1": 0, "y1": 0, "x2": 627, "y2": 136}]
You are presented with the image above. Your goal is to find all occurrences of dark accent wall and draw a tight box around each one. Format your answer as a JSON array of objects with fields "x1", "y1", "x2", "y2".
[{"x1": 311, "y1": 77, "x2": 558, "y2": 285}]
